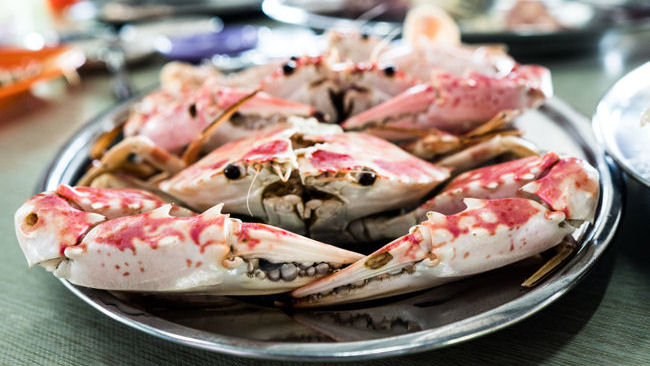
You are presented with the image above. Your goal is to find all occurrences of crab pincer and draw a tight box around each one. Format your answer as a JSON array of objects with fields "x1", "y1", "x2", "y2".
[
  {"x1": 15, "y1": 185, "x2": 362, "y2": 295},
  {"x1": 292, "y1": 153, "x2": 599, "y2": 306}
]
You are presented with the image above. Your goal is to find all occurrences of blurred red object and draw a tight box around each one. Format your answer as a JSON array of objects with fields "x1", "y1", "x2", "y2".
[
  {"x1": 47, "y1": 0, "x2": 81, "y2": 15},
  {"x1": 0, "y1": 46, "x2": 85, "y2": 100}
]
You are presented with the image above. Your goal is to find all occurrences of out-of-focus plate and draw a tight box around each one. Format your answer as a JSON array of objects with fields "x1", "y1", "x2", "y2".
[
  {"x1": 37, "y1": 95, "x2": 622, "y2": 360},
  {"x1": 262, "y1": 0, "x2": 650, "y2": 55},
  {"x1": 593, "y1": 61, "x2": 650, "y2": 187}
]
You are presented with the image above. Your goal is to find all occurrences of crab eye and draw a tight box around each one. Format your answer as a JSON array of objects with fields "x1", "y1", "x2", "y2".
[
  {"x1": 358, "y1": 171, "x2": 376, "y2": 186},
  {"x1": 188, "y1": 103, "x2": 197, "y2": 118},
  {"x1": 382, "y1": 65, "x2": 396, "y2": 77},
  {"x1": 224, "y1": 164, "x2": 243, "y2": 180},
  {"x1": 282, "y1": 61, "x2": 296, "y2": 75}
]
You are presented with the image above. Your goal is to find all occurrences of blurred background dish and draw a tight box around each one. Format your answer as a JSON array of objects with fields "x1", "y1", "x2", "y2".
[
  {"x1": 0, "y1": 45, "x2": 85, "y2": 100},
  {"x1": 262, "y1": 0, "x2": 650, "y2": 55},
  {"x1": 593, "y1": 61, "x2": 650, "y2": 187}
]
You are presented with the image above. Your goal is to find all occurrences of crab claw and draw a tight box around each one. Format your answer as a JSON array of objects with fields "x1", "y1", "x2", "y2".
[
  {"x1": 15, "y1": 192, "x2": 105, "y2": 269},
  {"x1": 14, "y1": 185, "x2": 191, "y2": 268},
  {"x1": 16, "y1": 186, "x2": 363, "y2": 295},
  {"x1": 521, "y1": 157, "x2": 599, "y2": 221},
  {"x1": 341, "y1": 65, "x2": 552, "y2": 135},
  {"x1": 292, "y1": 198, "x2": 573, "y2": 306}
]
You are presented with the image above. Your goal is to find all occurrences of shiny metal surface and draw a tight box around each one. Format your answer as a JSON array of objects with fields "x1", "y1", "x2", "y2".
[
  {"x1": 38, "y1": 96, "x2": 622, "y2": 361},
  {"x1": 593, "y1": 61, "x2": 650, "y2": 188}
]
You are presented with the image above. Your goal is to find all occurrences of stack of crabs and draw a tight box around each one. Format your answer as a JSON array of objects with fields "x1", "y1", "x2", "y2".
[{"x1": 15, "y1": 8, "x2": 599, "y2": 307}]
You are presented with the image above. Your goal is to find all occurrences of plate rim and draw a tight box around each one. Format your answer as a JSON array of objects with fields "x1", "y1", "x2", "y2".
[
  {"x1": 38, "y1": 96, "x2": 623, "y2": 361},
  {"x1": 592, "y1": 61, "x2": 650, "y2": 188}
]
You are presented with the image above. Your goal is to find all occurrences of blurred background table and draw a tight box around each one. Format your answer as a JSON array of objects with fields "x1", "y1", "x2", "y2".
[{"x1": 1, "y1": 11, "x2": 649, "y2": 366}]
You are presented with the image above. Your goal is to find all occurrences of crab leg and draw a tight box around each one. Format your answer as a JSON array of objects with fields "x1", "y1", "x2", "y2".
[
  {"x1": 15, "y1": 186, "x2": 363, "y2": 295},
  {"x1": 77, "y1": 136, "x2": 186, "y2": 187},
  {"x1": 292, "y1": 198, "x2": 573, "y2": 306}
]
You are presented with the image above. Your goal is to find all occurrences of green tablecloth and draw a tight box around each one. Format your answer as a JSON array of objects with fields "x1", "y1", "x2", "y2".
[{"x1": 1, "y1": 29, "x2": 649, "y2": 365}]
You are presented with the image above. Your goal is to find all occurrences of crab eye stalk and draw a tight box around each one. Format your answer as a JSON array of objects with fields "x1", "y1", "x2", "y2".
[
  {"x1": 224, "y1": 164, "x2": 242, "y2": 180},
  {"x1": 358, "y1": 171, "x2": 376, "y2": 186}
]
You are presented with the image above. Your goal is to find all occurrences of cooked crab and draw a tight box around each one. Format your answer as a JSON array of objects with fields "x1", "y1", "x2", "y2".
[
  {"x1": 15, "y1": 185, "x2": 362, "y2": 294},
  {"x1": 292, "y1": 153, "x2": 599, "y2": 306},
  {"x1": 159, "y1": 118, "x2": 450, "y2": 242}
]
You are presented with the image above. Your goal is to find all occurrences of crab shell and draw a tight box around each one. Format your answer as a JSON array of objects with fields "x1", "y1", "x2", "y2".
[
  {"x1": 258, "y1": 56, "x2": 419, "y2": 123},
  {"x1": 292, "y1": 153, "x2": 600, "y2": 306},
  {"x1": 124, "y1": 78, "x2": 316, "y2": 154},
  {"x1": 159, "y1": 118, "x2": 450, "y2": 241},
  {"x1": 15, "y1": 185, "x2": 363, "y2": 294},
  {"x1": 342, "y1": 64, "x2": 552, "y2": 135}
]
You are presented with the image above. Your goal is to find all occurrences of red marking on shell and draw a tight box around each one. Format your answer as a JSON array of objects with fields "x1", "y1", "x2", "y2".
[
  {"x1": 24, "y1": 193, "x2": 98, "y2": 256},
  {"x1": 123, "y1": 272, "x2": 130, "y2": 276},
  {"x1": 424, "y1": 198, "x2": 541, "y2": 241},
  {"x1": 93, "y1": 212, "x2": 186, "y2": 254},
  {"x1": 56, "y1": 185, "x2": 168, "y2": 216},
  {"x1": 236, "y1": 223, "x2": 292, "y2": 249},
  {"x1": 444, "y1": 153, "x2": 558, "y2": 193},
  {"x1": 101, "y1": 263, "x2": 105, "y2": 267},
  {"x1": 93, "y1": 209, "x2": 227, "y2": 254},
  {"x1": 309, "y1": 150, "x2": 355, "y2": 172},
  {"x1": 186, "y1": 259, "x2": 192, "y2": 267},
  {"x1": 115, "y1": 265, "x2": 120, "y2": 270},
  {"x1": 464, "y1": 251, "x2": 469, "y2": 258},
  {"x1": 533, "y1": 157, "x2": 598, "y2": 217},
  {"x1": 195, "y1": 261, "x2": 203, "y2": 268},
  {"x1": 140, "y1": 268, "x2": 144, "y2": 272},
  {"x1": 189, "y1": 215, "x2": 226, "y2": 253},
  {"x1": 372, "y1": 159, "x2": 441, "y2": 182},
  {"x1": 208, "y1": 159, "x2": 229, "y2": 175},
  {"x1": 242, "y1": 140, "x2": 290, "y2": 162},
  {"x1": 124, "y1": 262, "x2": 129, "y2": 266},
  {"x1": 379, "y1": 232, "x2": 423, "y2": 257}
]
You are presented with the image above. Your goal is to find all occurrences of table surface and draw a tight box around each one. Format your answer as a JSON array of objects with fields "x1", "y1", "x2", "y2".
[{"x1": 1, "y1": 25, "x2": 649, "y2": 366}]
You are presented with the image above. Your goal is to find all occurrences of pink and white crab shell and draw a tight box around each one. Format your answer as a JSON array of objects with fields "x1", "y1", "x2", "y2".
[
  {"x1": 159, "y1": 117, "x2": 450, "y2": 242},
  {"x1": 124, "y1": 76, "x2": 318, "y2": 154},
  {"x1": 292, "y1": 152, "x2": 600, "y2": 306},
  {"x1": 15, "y1": 185, "x2": 363, "y2": 295}
]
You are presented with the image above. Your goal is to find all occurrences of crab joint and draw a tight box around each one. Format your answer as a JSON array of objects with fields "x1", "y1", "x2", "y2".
[
  {"x1": 24, "y1": 213, "x2": 38, "y2": 227},
  {"x1": 365, "y1": 252, "x2": 393, "y2": 269}
]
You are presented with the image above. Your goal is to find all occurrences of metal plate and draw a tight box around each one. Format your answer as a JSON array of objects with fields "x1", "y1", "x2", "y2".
[
  {"x1": 593, "y1": 61, "x2": 650, "y2": 188},
  {"x1": 39, "y1": 96, "x2": 622, "y2": 361}
]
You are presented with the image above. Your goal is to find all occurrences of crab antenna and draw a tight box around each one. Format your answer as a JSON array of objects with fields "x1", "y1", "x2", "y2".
[
  {"x1": 246, "y1": 164, "x2": 262, "y2": 217},
  {"x1": 370, "y1": 27, "x2": 400, "y2": 63},
  {"x1": 522, "y1": 236, "x2": 578, "y2": 287},
  {"x1": 182, "y1": 88, "x2": 260, "y2": 165}
]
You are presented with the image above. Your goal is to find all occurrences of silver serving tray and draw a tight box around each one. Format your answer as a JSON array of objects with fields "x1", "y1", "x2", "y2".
[
  {"x1": 38, "y1": 96, "x2": 622, "y2": 360},
  {"x1": 593, "y1": 61, "x2": 650, "y2": 188}
]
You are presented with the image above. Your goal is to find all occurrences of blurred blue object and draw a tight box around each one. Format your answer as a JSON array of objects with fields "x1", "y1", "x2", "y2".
[{"x1": 156, "y1": 25, "x2": 258, "y2": 62}]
